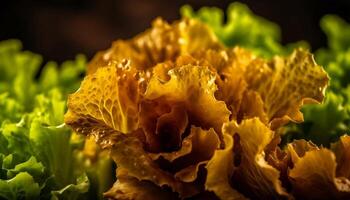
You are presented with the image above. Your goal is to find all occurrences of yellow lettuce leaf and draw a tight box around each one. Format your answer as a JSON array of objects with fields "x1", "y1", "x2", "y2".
[
  {"x1": 139, "y1": 102, "x2": 189, "y2": 152},
  {"x1": 226, "y1": 118, "x2": 289, "y2": 199},
  {"x1": 65, "y1": 61, "x2": 143, "y2": 141},
  {"x1": 205, "y1": 128, "x2": 247, "y2": 200},
  {"x1": 242, "y1": 49, "x2": 329, "y2": 129},
  {"x1": 109, "y1": 134, "x2": 199, "y2": 198},
  {"x1": 289, "y1": 148, "x2": 350, "y2": 199},
  {"x1": 88, "y1": 18, "x2": 221, "y2": 74},
  {"x1": 186, "y1": 47, "x2": 329, "y2": 128},
  {"x1": 190, "y1": 48, "x2": 252, "y2": 120},
  {"x1": 149, "y1": 127, "x2": 219, "y2": 166},
  {"x1": 237, "y1": 90, "x2": 268, "y2": 124},
  {"x1": 264, "y1": 136, "x2": 291, "y2": 190},
  {"x1": 172, "y1": 127, "x2": 220, "y2": 183},
  {"x1": 144, "y1": 64, "x2": 231, "y2": 134},
  {"x1": 332, "y1": 135, "x2": 350, "y2": 179},
  {"x1": 104, "y1": 168, "x2": 178, "y2": 200},
  {"x1": 287, "y1": 139, "x2": 318, "y2": 164}
]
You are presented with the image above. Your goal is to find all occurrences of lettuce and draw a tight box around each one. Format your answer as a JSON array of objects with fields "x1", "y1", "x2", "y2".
[
  {"x1": 64, "y1": 16, "x2": 329, "y2": 199},
  {"x1": 0, "y1": 172, "x2": 41, "y2": 199},
  {"x1": 0, "y1": 40, "x2": 113, "y2": 199}
]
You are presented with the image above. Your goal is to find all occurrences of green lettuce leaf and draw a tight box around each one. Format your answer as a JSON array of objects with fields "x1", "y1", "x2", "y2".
[
  {"x1": 0, "y1": 90, "x2": 90, "y2": 199},
  {"x1": 181, "y1": 2, "x2": 308, "y2": 57},
  {"x1": 0, "y1": 39, "x2": 85, "y2": 111},
  {"x1": 0, "y1": 172, "x2": 40, "y2": 200},
  {"x1": 0, "y1": 39, "x2": 113, "y2": 199},
  {"x1": 284, "y1": 92, "x2": 350, "y2": 145},
  {"x1": 51, "y1": 174, "x2": 89, "y2": 200}
]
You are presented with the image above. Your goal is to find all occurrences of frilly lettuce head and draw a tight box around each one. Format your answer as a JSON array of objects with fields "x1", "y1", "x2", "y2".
[{"x1": 64, "y1": 16, "x2": 338, "y2": 199}]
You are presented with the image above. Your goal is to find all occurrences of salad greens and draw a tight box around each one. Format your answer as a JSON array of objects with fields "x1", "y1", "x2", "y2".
[
  {"x1": 1, "y1": 2, "x2": 350, "y2": 199},
  {"x1": 182, "y1": 3, "x2": 350, "y2": 146},
  {"x1": 0, "y1": 40, "x2": 113, "y2": 200}
]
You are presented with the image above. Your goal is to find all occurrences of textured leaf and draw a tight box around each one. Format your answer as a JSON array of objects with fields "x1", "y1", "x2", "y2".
[
  {"x1": 289, "y1": 148, "x2": 350, "y2": 199},
  {"x1": 186, "y1": 48, "x2": 329, "y2": 129},
  {"x1": 88, "y1": 18, "x2": 221, "y2": 74},
  {"x1": 139, "y1": 102, "x2": 188, "y2": 152},
  {"x1": 145, "y1": 64, "x2": 230, "y2": 133},
  {"x1": 0, "y1": 172, "x2": 40, "y2": 200},
  {"x1": 205, "y1": 126, "x2": 247, "y2": 200},
  {"x1": 108, "y1": 134, "x2": 198, "y2": 198},
  {"x1": 104, "y1": 168, "x2": 178, "y2": 200},
  {"x1": 242, "y1": 49, "x2": 329, "y2": 129},
  {"x1": 149, "y1": 127, "x2": 219, "y2": 166},
  {"x1": 332, "y1": 135, "x2": 350, "y2": 179},
  {"x1": 172, "y1": 127, "x2": 220, "y2": 183},
  {"x1": 51, "y1": 174, "x2": 89, "y2": 200},
  {"x1": 226, "y1": 118, "x2": 289, "y2": 199},
  {"x1": 65, "y1": 61, "x2": 143, "y2": 139}
]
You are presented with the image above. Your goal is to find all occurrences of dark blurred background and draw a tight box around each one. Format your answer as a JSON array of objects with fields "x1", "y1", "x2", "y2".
[{"x1": 1, "y1": 0, "x2": 350, "y2": 63}]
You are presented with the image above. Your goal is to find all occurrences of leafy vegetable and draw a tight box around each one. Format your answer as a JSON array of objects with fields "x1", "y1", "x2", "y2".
[
  {"x1": 287, "y1": 137, "x2": 350, "y2": 199},
  {"x1": 0, "y1": 40, "x2": 85, "y2": 111},
  {"x1": 0, "y1": 40, "x2": 113, "y2": 199},
  {"x1": 221, "y1": 118, "x2": 288, "y2": 199},
  {"x1": 0, "y1": 90, "x2": 89, "y2": 200},
  {"x1": 88, "y1": 18, "x2": 221, "y2": 74},
  {"x1": 65, "y1": 17, "x2": 330, "y2": 199}
]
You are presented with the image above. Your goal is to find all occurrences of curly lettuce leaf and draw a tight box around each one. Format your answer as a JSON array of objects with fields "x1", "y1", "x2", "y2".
[
  {"x1": 145, "y1": 64, "x2": 230, "y2": 134},
  {"x1": 0, "y1": 93, "x2": 23, "y2": 123},
  {"x1": 331, "y1": 135, "x2": 350, "y2": 178},
  {"x1": 171, "y1": 48, "x2": 328, "y2": 135},
  {"x1": 0, "y1": 172, "x2": 40, "y2": 200},
  {"x1": 51, "y1": 174, "x2": 89, "y2": 200},
  {"x1": 0, "y1": 39, "x2": 85, "y2": 111},
  {"x1": 240, "y1": 48, "x2": 328, "y2": 129},
  {"x1": 88, "y1": 18, "x2": 221, "y2": 74},
  {"x1": 205, "y1": 128, "x2": 247, "y2": 200},
  {"x1": 288, "y1": 138, "x2": 350, "y2": 199},
  {"x1": 104, "y1": 168, "x2": 178, "y2": 200},
  {"x1": 65, "y1": 62, "x2": 143, "y2": 138},
  {"x1": 29, "y1": 91, "x2": 87, "y2": 191},
  {"x1": 225, "y1": 118, "x2": 289, "y2": 199},
  {"x1": 184, "y1": 47, "x2": 329, "y2": 129},
  {"x1": 109, "y1": 135, "x2": 195, "y2": 197}
]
